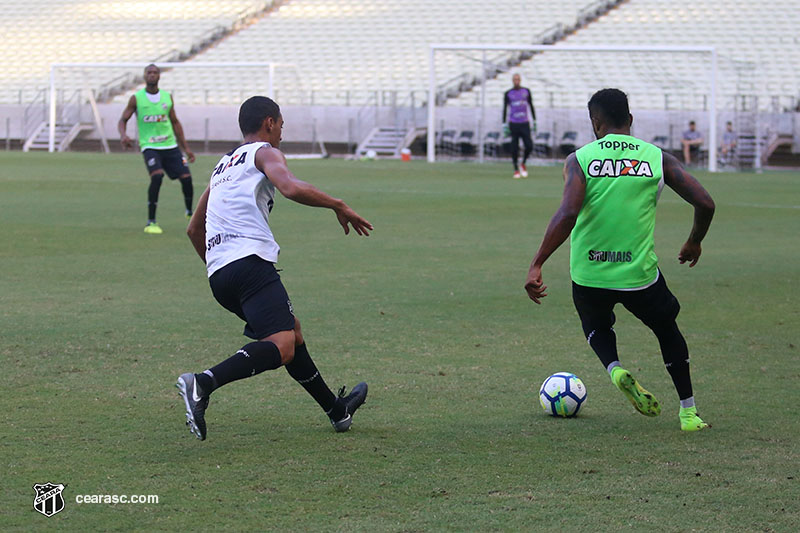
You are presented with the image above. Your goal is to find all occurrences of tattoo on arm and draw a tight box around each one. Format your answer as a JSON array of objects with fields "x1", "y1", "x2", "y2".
[
  {"x1": 665, "y1": 154, "x2": 687, "y2": 186},
  {"x1": 564, "y1": 153, "x2": 585, "y2": 185},
  {"x1": 664, "y1": 153, "x2": 711, "y2": 205}
]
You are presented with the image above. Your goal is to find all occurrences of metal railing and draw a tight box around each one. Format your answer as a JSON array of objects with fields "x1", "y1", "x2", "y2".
[
  {"x1": 22, "y1": 88, "x2": 48, "y2": 141},
  {"x1": 577, "y1": 0, "x2": 620, "y2": 25},
  {"x1": 59, "y1": 89, "x2": 84, "y2": 126},
  {"x1": 40, "y1": 1, "x2": 278, "y2": 107},
  {"x1": 354, "y1": 91, "x2": 379, "y2": 143}
]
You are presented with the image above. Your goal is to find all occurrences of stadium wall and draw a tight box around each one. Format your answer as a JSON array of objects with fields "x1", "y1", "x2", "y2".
[
  {"x1": 74, "y1": 104, "x2": 412, "y2": 152},
  {"x1": 0, "y1": 106, "x2": 25, "y2": 141},
  {"x1": 435, "y1": 108, "x2": 798, "y2": 153},
  {"x1": 3, "y1": 104, "x2": 799, "y2": 161}
]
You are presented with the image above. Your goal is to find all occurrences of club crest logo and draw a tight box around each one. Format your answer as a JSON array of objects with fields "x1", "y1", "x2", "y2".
[{"x1": 33, "y1": 483, "x2": 66, "y2": 517}]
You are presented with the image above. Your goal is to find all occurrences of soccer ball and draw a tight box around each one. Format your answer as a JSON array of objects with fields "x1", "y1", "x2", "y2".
[{"x1": 539, "y1": 372, "x2": 587, "y2": 417}]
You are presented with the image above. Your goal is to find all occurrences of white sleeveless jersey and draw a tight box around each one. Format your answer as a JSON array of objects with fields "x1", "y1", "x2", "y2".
[{"x1": 205, "y1": 141, "x2": 280, "y2": 276}]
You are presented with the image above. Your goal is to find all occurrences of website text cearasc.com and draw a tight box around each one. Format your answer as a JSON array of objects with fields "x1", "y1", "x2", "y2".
[{"x1": 75, "y1": 494, "x2": 159, "y2": 504}]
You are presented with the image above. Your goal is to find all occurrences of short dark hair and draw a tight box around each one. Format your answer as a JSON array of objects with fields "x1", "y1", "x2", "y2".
[
  {"x1": 587, "y1": 88, "x2": 630, "y2": 128},
  {"x1": 689, "y1": 120, "x2": 696, "y2": 126},
  {"x1": 238, "y1": 96, "x2": 281, "y2": 135},
  {"x1": 144, "y1": 63, "x2": 159, "y2": 73}
]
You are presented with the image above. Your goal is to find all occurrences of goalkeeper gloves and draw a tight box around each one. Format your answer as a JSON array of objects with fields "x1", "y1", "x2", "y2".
[{"x1": 503, "y1": 123, "x2": 511, "y2": 137}]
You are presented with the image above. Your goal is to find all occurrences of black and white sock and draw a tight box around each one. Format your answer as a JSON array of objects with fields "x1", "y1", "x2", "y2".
[
  {"x1": 587, "y1": 327, "x2": 620, "y2": 370},
  {"x1": 148, "y1": 172, "x2": 163, "y2": 221},
  {"x1": 653, "y1": 321, "x2": 693, "y2": 400},
  {"x1": 196, "y1": 341, "x2": 283, "y2": 394},
  {"x1": 180, "y1": 176, "x2": 193, "y2": 213},
  {"x1": 285, "y1": 343, "x2": 345, "y2": 420}
]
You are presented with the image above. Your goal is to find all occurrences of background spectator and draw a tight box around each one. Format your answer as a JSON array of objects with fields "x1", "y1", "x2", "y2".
[
  {"x1": 720, "y1": 121, "x2": 737, "y2": 164},
  {"x1": 681, "y1": 120, "x2": 704, "y2": 165}
]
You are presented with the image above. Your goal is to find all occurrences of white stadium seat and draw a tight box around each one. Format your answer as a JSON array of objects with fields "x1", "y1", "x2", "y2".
[
  {"x1": 2, "y1": 0, "x2": 798, "y2": 112},
  {"x1": 0, "y1": 1, "x2": 272, "y2": 104}
]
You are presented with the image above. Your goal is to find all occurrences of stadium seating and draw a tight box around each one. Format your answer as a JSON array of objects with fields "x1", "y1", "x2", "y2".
[
  {"x1": 0, "y1": 1, "x2": 272, "y2": 104},
  {"x1": 450, "y1": 0, "x2": 800, "y2": 111},
  {"x1": 147, "y1": 0, "x2": 595, "y2": 106},
  {"x1": 5, "y1": 0, "x2": 799, "y2": 153}
]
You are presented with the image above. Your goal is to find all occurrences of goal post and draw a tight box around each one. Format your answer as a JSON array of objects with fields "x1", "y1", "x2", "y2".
[
  {"x1": 46, "y1": 61, "x2": 319, "y2": 155},
  {"x1": 427, "y1": 44, "x2": 719, "y2": 172}
]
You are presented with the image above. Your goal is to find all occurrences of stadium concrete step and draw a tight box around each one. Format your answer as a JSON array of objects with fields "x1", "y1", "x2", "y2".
[
  {"x1": 356, "y1": 127, "x2": 411, "y2": 158},
  {"x1": 24, "y1": 121, "x2": 95, "y2": 152},
  {"x1": 734, "y1": 136, "x2": 760, "y2": 168}
]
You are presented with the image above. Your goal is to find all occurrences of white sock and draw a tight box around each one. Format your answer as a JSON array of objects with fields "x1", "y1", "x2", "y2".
[
  {"x1": 680, "y1": 396, "x2": 695, "y2": 409},
  {"x1": 606, "y1": 361, "x2": 621, "y2": 375}
]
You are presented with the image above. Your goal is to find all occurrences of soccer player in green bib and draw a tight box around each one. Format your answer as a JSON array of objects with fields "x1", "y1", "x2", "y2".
[
  {"x1": 118, "y1": 64, "x2": 196, "y2": 234},
  {"x1": 524, "y1": 89, "x2": 716, "y2": 431}
]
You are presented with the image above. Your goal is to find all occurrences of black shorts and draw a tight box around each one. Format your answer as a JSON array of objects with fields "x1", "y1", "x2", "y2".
[
  {"x1": 142, "y1": 147, "x2": 190, "y2": 179},
  {"x1": 209, "y1": 255, "x2": 295, "y2": 340},
  {"x1": 509, "y1": 122, "x2": 533, "y2": 152},
  {"x1": 509, "y1": 122, "x2": 532, "y2": 137},
  {"x1": 571, "y1": 271, "x2": 681, "y2": 334}
]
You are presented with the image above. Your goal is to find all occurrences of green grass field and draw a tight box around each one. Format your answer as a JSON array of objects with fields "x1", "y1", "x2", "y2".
[{"x1": 1, "y1": 152, "x2": 798, "y2": 532}]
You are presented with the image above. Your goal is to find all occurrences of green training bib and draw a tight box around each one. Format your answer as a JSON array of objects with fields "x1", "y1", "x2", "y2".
[
  {"x1": 571, "y1": 134, "x2": 664, "y2": 289},
  {"x1": 135, "y1": 89, "x2": 177, "y2": 151}
]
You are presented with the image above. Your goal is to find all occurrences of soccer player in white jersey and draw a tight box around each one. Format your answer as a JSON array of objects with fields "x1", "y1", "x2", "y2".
[{"x1": 177, "y1": 96, "x2": 373, "y2": 441}]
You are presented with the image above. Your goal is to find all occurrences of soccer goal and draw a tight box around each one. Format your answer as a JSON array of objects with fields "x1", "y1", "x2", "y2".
[
  {"x1": 427, "y1": 44, "x2": 720, "y2": 172},
  {"x1": 42, "y1": 61, "x2": 326, "y2": 157}
]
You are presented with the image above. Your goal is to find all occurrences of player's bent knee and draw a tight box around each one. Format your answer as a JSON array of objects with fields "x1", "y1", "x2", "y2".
[
  {"x1": 262, "y1": 330, "x2": 295, "y2": 365},
  {"x1": 293, "y1": 318, "x2": 304, "y2": 346},
  {"x1": 279, "y1": 341, "x2": 296, "y2": 364},
  {"x1": 150, "y1": 170, "x2": 164, "y2": 179},
  {"x1": 652, "y1": 296, "x2": 680, "y2": 327}
]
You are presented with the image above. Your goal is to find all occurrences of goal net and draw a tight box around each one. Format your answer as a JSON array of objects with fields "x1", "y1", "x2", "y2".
[
  {"x1": 44, "y1": 62, "x2": 327, "y2": 158},
  {"x1": 427, "y1": 45, "x2": 720, "y2": 172}
]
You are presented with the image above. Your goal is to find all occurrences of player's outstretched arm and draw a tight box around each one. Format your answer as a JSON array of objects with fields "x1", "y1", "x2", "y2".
[
  {"x1": 524, "y1": 153, "x2": 585, "y2": 304},
  {"x1": 662, "y1": 152, "x2": 715, "y2": 267},
  {"x1": 187, "y1": 186, "x2": 210, "y2": 263},
  {"x1": 168, "y1": 97, "x2": 195, "y2": 163},
  {"x1": 255, "y1": 146, "x2": 373, "y2": 236},
  {"x1": 118, "y1": 95, "x2": 137, "y2": 150}
]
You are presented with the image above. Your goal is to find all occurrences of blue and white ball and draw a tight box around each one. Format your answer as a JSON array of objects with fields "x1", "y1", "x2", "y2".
[{"x1": 539, "y1": 372, "x2": 587, "y2": 417}]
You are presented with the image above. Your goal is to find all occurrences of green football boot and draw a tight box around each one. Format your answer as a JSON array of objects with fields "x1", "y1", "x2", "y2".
[
  {"x1": 610, "y1": 367, "x2": 661, "y2": 417},
  {"x1": 679, "y1": 406, "x2": 709, "y2": 431},
  {"x1": 144, "y1": 222, "x2": 163, "y2": 234}
]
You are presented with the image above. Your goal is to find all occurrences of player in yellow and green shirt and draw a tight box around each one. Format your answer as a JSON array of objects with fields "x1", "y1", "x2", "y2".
[
  {"x1": 524, "y1": 88, "x2": 716, "y2": 431},
  {"x1": 118, "y1": 64, "x2": 196, "y2": 234}
]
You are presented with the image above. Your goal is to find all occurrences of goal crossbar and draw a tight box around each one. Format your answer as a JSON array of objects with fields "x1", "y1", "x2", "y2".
[{"x1": 426, "y1": 44, "x2": 718, "y2": 171}]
